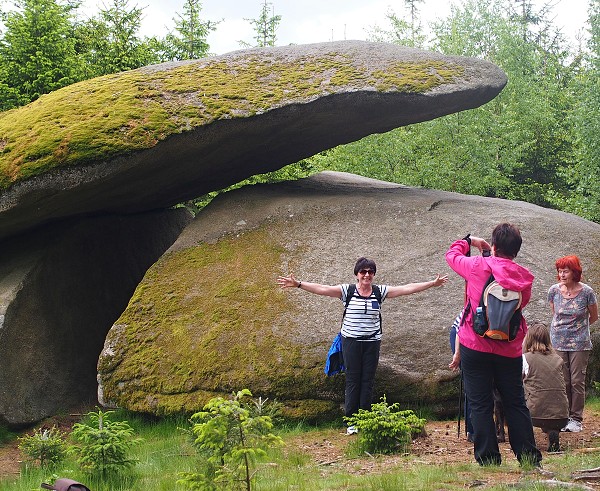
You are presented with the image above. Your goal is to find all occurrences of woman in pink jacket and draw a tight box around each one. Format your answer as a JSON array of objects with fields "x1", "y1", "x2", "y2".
[{"x1": 446, "y1": 223, "x2": 541, "y2": 466}]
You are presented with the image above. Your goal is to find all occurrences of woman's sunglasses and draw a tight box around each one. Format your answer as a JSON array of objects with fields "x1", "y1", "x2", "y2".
[{"x1": 359, "y1": 269, "x2": 375, "y2": 275}]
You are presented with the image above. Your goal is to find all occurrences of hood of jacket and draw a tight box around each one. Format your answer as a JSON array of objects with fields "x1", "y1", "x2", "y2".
[{"x1": 486, "y1": 256, "x2": 534, "y2": 292}]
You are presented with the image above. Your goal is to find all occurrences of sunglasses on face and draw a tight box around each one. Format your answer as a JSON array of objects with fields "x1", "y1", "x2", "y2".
[{"x1": 359, "y1": 269, "x2": 375, "y2": 275}]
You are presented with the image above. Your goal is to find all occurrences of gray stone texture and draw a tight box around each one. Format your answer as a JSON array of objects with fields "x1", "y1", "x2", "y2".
[
  {"x1": 0, "y1": 209, "x2": 191, "y2": 427},
  {"x1": 0, "y1": 41, "x2": 511, "y2": 425},
  {"x1": 98, "y1": 172, "x2": 600, "y2": 420}
]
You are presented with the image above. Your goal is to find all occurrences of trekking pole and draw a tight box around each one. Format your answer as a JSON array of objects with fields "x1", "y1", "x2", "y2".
[{"x1": 457, "y1": 373, "x2": 463, "y2": 438}]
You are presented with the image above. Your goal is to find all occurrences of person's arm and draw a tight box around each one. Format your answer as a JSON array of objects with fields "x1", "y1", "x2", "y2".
[
  {"x1": 589, "y1": 302, "x2": 599, "y2": 325},
  {"x1": 445, "y1": 236, "x2": 491, "y2": 279},
  {"x1": 386, "y1": 274, "x2": 448, "y2": 299},
  {"x1": 277, "y1": 273, "x2": 342, "y2": 298},
  {"x1": 469, "y1": 236, "x2": 491, "y2": 254},
  {"x1": 449, "y1": 334, "x2": 460, "y2": 371},
  {"x1": 522, "y1": 354, "x2": 529, "y2": 379}
]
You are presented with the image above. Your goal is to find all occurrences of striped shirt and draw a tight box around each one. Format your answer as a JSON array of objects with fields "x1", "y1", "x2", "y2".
[{"x1": 340, "y1": 284, "x2": 389, "y2": 341}]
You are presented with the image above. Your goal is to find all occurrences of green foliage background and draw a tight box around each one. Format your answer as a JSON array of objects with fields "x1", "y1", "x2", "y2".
[{"x1": 0, "y1": 0, "x2": 599, "y2": 222}]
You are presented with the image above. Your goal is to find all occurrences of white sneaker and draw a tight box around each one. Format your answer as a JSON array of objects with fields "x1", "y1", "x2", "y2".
[
  {"x1": 346, "y1": 425, "x2": 358, "y2": 435},
  {"x1": 561, "y1": 418, "x2": 582, "y2": 433}
]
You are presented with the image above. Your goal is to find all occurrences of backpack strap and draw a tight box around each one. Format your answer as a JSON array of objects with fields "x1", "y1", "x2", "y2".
[
  {"x1": 479, "y1": 273, "x2": 496, "y2": 311},
  {"x1": 344, "y1": 283, "x2": 356, "y2": 312},
  {"x1": 372, "y1": 284, "x2": 383, "y2": 305}
]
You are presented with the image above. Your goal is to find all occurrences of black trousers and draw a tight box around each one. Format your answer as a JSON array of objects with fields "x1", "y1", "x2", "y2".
[
  {"x1": 460, "y1": 344, "x2": 542, "y2": 465},
  {"x1": 341, "y1": 337, "x2": 380, "y2": 418}
]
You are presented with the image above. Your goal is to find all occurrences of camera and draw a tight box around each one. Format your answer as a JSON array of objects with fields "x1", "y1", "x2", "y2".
[{"x1": 482, "y1": 249, "x2": 491, "y2": 257}]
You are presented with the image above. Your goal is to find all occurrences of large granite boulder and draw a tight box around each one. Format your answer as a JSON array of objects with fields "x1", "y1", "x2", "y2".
[
  {"x1": 0, "y1": 41, "x2": 509, "y2": 426},
  {"x1": 97, "y1": 172, "x2": 600, "y2": 420},
  {"x1": 0, "y1": 209, "x2": 191, "y2": 427},
  {"x1": 0, "y1": 41, "x2": 506, "y2": 241}
]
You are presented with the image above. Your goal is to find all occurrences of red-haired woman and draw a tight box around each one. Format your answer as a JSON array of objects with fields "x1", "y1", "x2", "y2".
[{"x1": 548, "y1": 255, "x2": 598, "y2": 433}]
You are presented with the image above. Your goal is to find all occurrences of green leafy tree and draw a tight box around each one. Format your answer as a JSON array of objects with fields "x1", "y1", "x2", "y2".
[
  {"x1": 404, "y1": 0, "x2": 425, "y2": 46},
  {"x1": 162, "y1": 0, "x2": 219, "y2": 60},
  {"x1": 336, "y1": 0, "x2": 577, "y2": 209},
  {"x1": 366, "y1": 2, "x2": 425, "y2": 48},
  {"x1": 178, "y1": 389, "x2": 283, "y2": 491},
  {"x1": 239, "y1": 0, "x2": 281, "y2": 48},
  {"x1": 74, "y1": 0, "x2": 162, "y2": 78},
  {"x1": 18, "y1": 426, "x2": 68, "y2": 468},
  {"x1": 70, "y1": 408, "x2": 142, "y2": 478},
  {"x1": 0, "y1": 0, "x2": 79, "y2": 109},
  {"x1": 560, "y1": 0, "x2": 600, "y2": 222},
  {"x1": 366, "y1": 9, "x2": 414, "y2": 46}
]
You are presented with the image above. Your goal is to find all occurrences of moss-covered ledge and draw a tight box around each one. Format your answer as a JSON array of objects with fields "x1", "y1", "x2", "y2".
[
  {"x1": 0, "y1": 41, "x2": 507, "y2": 242},
  {"x1": 0, "y1": 49, "x2": 464, "y2": 189}
]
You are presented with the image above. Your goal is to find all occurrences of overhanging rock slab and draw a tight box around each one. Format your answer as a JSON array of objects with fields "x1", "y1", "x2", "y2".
[{"x1": 0, "y1": 41, "x2": 507, "y2": 241}]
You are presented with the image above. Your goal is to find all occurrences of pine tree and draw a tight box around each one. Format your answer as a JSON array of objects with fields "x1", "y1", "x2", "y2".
[
  {"x1": 162, "y1": 0, "x2": 219, "y2": 60},
  {"x1": 0, "y1": 0, "x2": 79, "y2": 109},
  {"x1": 239, "y1": 0, "x2": 281, "y2": 48},
  {"x1": 74, "y1": 0, "x2": 161, "y2": 78}
]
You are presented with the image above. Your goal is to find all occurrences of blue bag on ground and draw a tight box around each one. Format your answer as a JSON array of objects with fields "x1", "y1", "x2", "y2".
[{"x1": 324, "y1": 333, "x2": 344, "y2": 376}]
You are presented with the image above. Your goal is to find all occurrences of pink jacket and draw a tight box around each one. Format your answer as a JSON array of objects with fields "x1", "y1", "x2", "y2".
[{"x1": 446, "y1": 239, "x2": 534, "y2": 358}]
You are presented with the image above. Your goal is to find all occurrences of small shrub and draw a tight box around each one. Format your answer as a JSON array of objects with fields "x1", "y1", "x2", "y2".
[
  {"x1": 70, "y1": 408, "x2": 142, "y2": 478},
  {"x1": 344, "y1": 396, "x2": 426, "y2": 454},
  {"x1": 18, "y1": 426, "x2": 68, "y2": 468},
  {"x1": 248, "y1": 396, "x2": 284, "y2": 426},
  {"x1": 178, "y1": 388, "x2": 284, "y2": 491}
]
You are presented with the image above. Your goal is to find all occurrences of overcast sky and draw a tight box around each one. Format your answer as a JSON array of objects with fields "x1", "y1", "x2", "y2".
[{"x1": 80, "y1": 0, "x2": 590, "y2": 56}]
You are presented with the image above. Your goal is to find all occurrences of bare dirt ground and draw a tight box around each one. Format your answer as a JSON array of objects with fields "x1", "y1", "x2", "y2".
[
  {"x1": 285, "y1": 407, "x2": 600, "y2": 489},
  {"x1": 0, "y1": 410, "x2": 86, "y2": 479},
  {"x1": 2, "y1": 408, "x2": 600, "y2": 488}
]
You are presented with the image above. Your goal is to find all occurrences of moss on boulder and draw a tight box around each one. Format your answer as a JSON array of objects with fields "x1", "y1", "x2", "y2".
[{"x1": 0, "y1": 41, "x2": 506, "y2": 242}]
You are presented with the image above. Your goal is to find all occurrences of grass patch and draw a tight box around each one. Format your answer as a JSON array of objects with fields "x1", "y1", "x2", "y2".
[{"x1": 1, "y1": 408, "x2": 600, "y2": 491}]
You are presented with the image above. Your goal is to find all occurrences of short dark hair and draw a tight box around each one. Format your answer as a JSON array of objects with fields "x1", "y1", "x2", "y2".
[
  {"x1": 491, "y1": 223, "x2": 522, "y2": 259},
  {"x1": 354, "y1": 257, "x2": 376, "y2": 275}
]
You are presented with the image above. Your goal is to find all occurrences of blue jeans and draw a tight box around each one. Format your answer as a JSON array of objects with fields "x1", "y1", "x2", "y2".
[
  {"x1": 460, "y1": 344, "x2": 541, "y2": 465},
  {"x1": 341, "y1": 337, "x2": 380, "y2": 417}
]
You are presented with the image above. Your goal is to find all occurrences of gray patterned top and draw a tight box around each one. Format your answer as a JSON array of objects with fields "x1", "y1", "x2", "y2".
[{"x1": 548, "y1": 283, "x2": 597, "y2": 351}]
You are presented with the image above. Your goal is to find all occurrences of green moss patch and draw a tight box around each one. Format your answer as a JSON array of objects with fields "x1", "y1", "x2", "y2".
[
  {"x1": 99, "y1": 227, "x2": 338, "y2": 415},
  {"x1": 0, "y1": 51, "x2": 463, "y2": 189}
]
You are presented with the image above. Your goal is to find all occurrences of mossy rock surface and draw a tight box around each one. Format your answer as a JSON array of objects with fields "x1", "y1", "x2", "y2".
[
  {"x1": 98, "y1": 171, "x2": 600, "y2": 420},
  {"x1": 0, "y1": 41, "x2": 506, "y2": 241}
]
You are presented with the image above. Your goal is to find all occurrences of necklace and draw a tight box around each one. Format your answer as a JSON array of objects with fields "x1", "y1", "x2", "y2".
[{"x1": 563, "y1": 284, "x2": 578, "y2": 297}]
